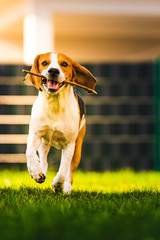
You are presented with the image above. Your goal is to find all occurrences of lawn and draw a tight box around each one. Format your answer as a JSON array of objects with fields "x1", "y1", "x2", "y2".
[{"x1": 1, "y1": 169, "x2": 160, "y2": 240}]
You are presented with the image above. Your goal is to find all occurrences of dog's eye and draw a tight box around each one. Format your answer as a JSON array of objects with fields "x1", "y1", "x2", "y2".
[
  {"x1": 61, "y1": 62, "x2": 68, "y2": 67},
  {"x1": 42, "y1": 61, "x2": 48, "y2": 66}
]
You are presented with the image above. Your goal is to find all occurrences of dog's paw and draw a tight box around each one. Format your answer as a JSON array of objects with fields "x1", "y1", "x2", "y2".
[
  {"x1": 34, "y1": 173, "x2": 46, "y2": 183},
  {"x1": 63, "y1": 180, "x2": 72, "y2": 194},
  {"x1": 28, "y1": 163, "x2": 46, "y2": 184},
  {"x1": 52, "y1": 175, "x2": 65, "y2": 193}
]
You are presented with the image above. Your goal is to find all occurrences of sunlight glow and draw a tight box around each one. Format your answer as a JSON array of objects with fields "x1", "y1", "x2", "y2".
[
  {"x1": 23, "y1": 12, "x2": 54, "y2": 65},
  {"x1": 23, "y1": 14, "x2": 37, "y2": 65},
  {"x1": 1, "y1": 170, "x2": 160, "y2": 193}
]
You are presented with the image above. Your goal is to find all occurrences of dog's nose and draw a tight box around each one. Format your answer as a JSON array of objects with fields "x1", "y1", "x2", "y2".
[{"x1": 48, "y1": 68, "x2": 60, "y2": 78}]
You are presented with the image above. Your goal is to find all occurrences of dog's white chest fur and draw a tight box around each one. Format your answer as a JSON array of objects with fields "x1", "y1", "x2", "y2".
[{"x1": 29, "y1": 86, "x2": 79, "y2": 149}]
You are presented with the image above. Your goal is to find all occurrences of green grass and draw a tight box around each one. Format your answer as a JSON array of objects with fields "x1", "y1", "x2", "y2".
[{"x1": 1, "y1": 169, "x2": 160, "y2": 240}]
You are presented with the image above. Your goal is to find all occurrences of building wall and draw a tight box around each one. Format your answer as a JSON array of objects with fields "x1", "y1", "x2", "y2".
[{"x1": 0, "y1": 1, "x2": 160, "y2": 63}]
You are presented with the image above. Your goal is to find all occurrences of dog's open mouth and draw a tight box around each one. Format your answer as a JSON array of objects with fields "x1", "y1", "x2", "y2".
[{"x1": 42, "y1": 79, "x2": 65, "y2": 92}]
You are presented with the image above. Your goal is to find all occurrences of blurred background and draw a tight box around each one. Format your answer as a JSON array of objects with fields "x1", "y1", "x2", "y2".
[{"x1": 0, "y1": 0, "x2": 160, "y2": 171}]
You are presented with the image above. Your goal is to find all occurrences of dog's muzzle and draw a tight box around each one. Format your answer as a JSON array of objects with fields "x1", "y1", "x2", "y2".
[
  {"x1": 41, "y1": 68, "x2": 65, "y2": 93},
  {"x1": 42, "y1": 78, "x2": 65, "y2": 93}
]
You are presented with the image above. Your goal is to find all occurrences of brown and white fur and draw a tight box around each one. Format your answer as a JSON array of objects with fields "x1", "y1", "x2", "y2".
[{"x1": 26, "y1": 52, "x2": 97, "y2": 194}]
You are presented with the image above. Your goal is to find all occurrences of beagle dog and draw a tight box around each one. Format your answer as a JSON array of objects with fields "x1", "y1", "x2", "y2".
[{"x1": 26, "y1": 52, "x2": 97, "y2": 193}]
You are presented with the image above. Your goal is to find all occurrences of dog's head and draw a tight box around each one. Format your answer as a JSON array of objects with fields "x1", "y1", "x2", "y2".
[{"x1": 28, "y1": 52, "x2": 97, "y2": 95}]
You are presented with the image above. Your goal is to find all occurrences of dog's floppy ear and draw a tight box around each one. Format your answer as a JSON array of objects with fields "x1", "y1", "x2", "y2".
[
  {"x1": 28, "y1": 55, "x2": 42, "y2": 90},
  {"x1": 72, "y1": 61, "x2": 97, "y2": 93}
]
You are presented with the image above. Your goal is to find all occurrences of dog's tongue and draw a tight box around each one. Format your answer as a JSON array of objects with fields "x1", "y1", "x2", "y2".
[{"x1": 48, "y1": 80, "x2": 59, "y2": 89}]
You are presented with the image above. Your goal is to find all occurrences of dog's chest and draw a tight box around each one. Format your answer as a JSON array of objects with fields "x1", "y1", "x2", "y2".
[
  {"x1": 31, "y1": 92, "x2": 79, "y2": 149},
  {"x1": 42, "y1": 115, "x2": 78, "y2": 149}
]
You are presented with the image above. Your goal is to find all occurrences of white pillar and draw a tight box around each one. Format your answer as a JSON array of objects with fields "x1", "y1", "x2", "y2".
[{"x1": 23, "y1": 7, "x2": 54, "y2": 65}]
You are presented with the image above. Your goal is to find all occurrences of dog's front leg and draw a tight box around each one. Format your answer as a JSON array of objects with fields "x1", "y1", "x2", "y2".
[
  {"x1": 26, "y1": 132, "x2": 46, "y2": 183},
  {"x1": 52, "y1": 143, "x2": 75, "y2": 193},
  {"x1": 38, "y1": 140, "x2": 50, "y2": 176}
]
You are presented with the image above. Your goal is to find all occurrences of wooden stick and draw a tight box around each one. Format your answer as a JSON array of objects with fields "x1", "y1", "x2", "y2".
[
  {"x1": 22, "y1": 69, "x2": 97, "y2": 94},
  {"x1": 22, "y1": 69, "x2": 47, "y2": 81},
  {"x1": 63, "y1": 80, "x2": 97, "y2": 94}
]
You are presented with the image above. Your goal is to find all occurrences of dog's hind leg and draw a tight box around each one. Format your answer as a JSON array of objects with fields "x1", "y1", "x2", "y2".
[
  {"x1": 38, "y1": 139, "x2": 50, "y2": 177},
  {"x1": 64, "y1": 124, "x2": 86, "y2": 194}
]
